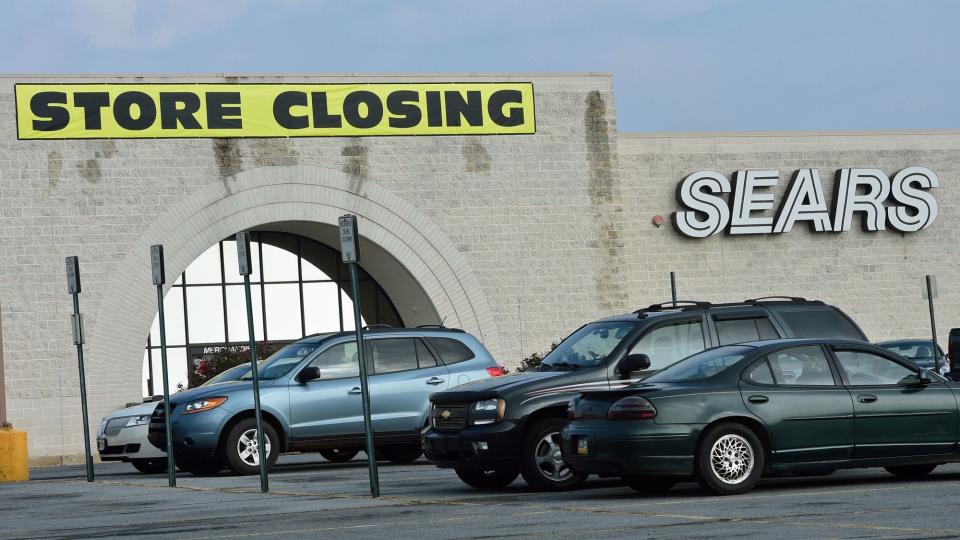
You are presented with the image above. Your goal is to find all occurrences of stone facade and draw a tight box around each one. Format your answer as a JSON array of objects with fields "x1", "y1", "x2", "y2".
[{"x1": 0, "y1": 73, "x2": 957, "y2": 461}]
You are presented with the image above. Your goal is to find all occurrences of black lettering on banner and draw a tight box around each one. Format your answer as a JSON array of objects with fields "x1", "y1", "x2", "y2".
[
  {"x1": 113, "y1": 91, "x2": 157, "y2": 131},
  {"x1": 159, "y1": 92, "x2": 202, "y2": 129},
  {"x1": 425, "y1": 91, "x2": 443, "y2": 127},
  {"x1": 273, "y1": 91, "x2": 309, "y2": 129},
  {"x1": 30, "y1": 91, "x2": 69, "y2": 131},
  {"x1": 488, "y1": 89, "x2": 524, "y2": 127},
  {"x1": 342, "y1": 91, "x2": 383, "y2": 129},
  {"x1": 73, "y1": 92, "x2": 110, "y2": 130},
  {"x1": 386, "y1": 90, "x2": 422, "y2": 128},
  {"x1": 310, "y1": 92, "x2": 342, "y2": 128},
  {"x1": 444, "y1": 90, "x2": 482, "y2": 127},
  {"x1": 207, "y1": 92, "x2": 243, "y2": 129}
]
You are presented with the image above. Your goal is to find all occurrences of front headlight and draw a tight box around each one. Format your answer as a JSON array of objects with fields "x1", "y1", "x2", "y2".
[
  {"x1": 469, "y1": 398, "x2": 505, "y2": 426},
  {"x1": 125, "y1": 415, "x2": 151, "y2": 427},
  {"x1": 97, "y1": 418, "x2": 108, "y2": 437},
  {"x1": 182, "y1": 397, "x2": 228, "y2": 414}
]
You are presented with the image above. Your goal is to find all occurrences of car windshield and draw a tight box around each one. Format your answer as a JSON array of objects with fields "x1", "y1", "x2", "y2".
[
  {"x1": 540, "y1": 321, "x2": 639, "y2": 370},
  {"x1": 644, "y1": 345, "x2": 753, "y2": 383},
  {"x1": 201, "y1": 363, "x2": 252, "y2": 386},
  {"x1": 241, "y1": 342, "x2": 322, "y2": 380},
  {"x1": 879, "y1": 341, "x2": 937, "y2": 361}
]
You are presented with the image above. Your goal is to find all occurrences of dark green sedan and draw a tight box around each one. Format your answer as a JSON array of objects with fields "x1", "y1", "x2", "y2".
[{"x1": 561, "y1": 338, "x2": 960, "y2": 495}]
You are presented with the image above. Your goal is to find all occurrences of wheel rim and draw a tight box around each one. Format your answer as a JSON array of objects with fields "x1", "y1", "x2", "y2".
[
  {"x1": 709, "y1": 433, "x2": 754, "y2": 485},
  {"x1": 534, "y1": 431, "x2": 572, "y2": 482},
  {"x1": 237, "y1": 428, "x2": 271, "y2": 466}
]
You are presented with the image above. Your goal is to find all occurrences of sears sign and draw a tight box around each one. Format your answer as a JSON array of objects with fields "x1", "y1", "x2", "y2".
[{"x1": 674, "y1": 167, "x2": 939, "y2": 238}]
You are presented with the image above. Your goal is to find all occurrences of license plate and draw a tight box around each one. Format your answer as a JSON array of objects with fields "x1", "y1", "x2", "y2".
[
  {"x1": 97, "y1": 438, "x2": 106, "y2": 451},
  {"x1": 577, "y1": 437, "x2": 588, "y2": 456}
]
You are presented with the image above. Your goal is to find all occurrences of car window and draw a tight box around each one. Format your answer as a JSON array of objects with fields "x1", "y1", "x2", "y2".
[
  {"x1": 776, "y1": 309, "x2": 863, "y2": 340},
  {"x1": 878, "y1": 342, "x2": 938, "y2": 362},
  {"x1": 308, "y1": 342, "x2": 360, "y2": 379},
  {"x1": 644, "y1": 345, "x2": 752, "y2": 382},
  {"x1": 767, "y1": 345, "x2": 835, "y2": 386},
  {"x1": 715, "y1": 317, "x2": 779, "y2": 345},
  {"x1": 368, "y1": 338, "x2": 418, "y2": 374},
  {"x1": 834, "y1": 349, "x2": 916, "y2": 386},
  {"x1": 416, "y1": 339, "x2": 438, "y2": 368},
  {"x1": 426, "y1": 337, "x2": 475, "y2": 365},
  {"x1": 542, "y1": 321, "x2": 638, "y2": 369},
  {"x1": 628, "y1": 320, "x2": 706, "y2": 371},
  {"x1": 243, "y1": 342, "x2": 321, "y2": 380},
  {"x1": 745, "y1": 359, "x2": 775, "y2": 385}
]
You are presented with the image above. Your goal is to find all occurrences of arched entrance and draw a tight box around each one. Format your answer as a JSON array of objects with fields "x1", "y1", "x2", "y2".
[{"x1": 87, "y1": 165, "x2": 498, "y2": 413}]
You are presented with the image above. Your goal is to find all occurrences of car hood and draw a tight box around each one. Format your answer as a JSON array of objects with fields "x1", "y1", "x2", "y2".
[
  {"x1": 430, "y1": 369, "x2": 586, "y2": 403},
  {"x1": 170, "y1": 379, "x2": 272, "y2": 404},
  {"x1": 104, "y1": 400, "x2": 160, "y2": 419}
]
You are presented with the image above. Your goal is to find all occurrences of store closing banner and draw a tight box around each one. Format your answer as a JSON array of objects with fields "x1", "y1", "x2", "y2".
[
  {"x1": 674, "y1": 167, "x2": 939, "y2": 238},
  {"x1": 15, "y1": 82, "x2": 536, "y2": 139}
]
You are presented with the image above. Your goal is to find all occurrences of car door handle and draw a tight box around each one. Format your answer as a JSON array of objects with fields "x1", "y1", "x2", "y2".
[
  {"x1": 857, "y1": 394, "x2": 878, "y2": 403},
  {"x1": 426, "y1": 377, "x2": 445, "y2": 385},
  {"x1": 348, "y1": 387, "x2": 362, "y2": 395},
  {"x1": 747, "y1": 395, "x2": 769, "y2": 404}
]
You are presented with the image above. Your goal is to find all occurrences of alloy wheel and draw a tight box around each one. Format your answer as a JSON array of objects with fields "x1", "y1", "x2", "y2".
[
  {"x1": 709, "y1": 433, "x2": 754, "y2": 484},
  {"x1": 236, "y1": 428, "x2": 271, "y2": 466},
  {"x1": 534, "y1": 431, "x2": 572, "y2": 482}
]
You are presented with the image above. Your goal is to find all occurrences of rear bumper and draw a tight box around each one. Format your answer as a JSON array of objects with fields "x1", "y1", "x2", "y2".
[
  {"x1": 422, "y1": 421, "x2": 521, "y2": 470},
  {"x1": 561, "y1": 422, "x2": 701, "y2": 477}
]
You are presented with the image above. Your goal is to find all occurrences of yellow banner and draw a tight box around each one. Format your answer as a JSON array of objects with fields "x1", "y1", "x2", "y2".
[{"x1": 15, "y1": 83, "x2": 536, "y2": 139}]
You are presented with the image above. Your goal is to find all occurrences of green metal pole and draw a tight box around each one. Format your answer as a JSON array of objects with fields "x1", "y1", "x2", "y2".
[
  {"x1": 156, "y1": 284, "x2": 176, "y2": 487},
  {"x1": 350, "y1": 261, "x2": 379, "y2": 497},
  {"x1": 73, "y1": 293, "x2": 94, "y2": 482},
  {"x1": 244, "y1": 273, "x2": 269, "y2": 493}
]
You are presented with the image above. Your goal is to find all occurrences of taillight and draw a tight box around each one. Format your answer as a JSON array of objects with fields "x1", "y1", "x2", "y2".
[
  {"x1": 486, "y1": 366, "x2": 507, "y2": 377},
  {"x1": 607, "y1": 396, "x2": 657, "y2": 420},
  {"x1": 566, "y1": 398, "x2": 577, "y2": 420}
]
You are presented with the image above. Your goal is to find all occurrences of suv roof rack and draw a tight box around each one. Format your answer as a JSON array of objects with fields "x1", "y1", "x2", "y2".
[
  {"x1": 634, "y1": 300, "x2": 712, "y2": 315},
  {"x1": 362, "y1": 324, "x2": 393, "y2": 330},
  {"x1": 744, "y1": 296, "x2": 807, "y2": 303}
]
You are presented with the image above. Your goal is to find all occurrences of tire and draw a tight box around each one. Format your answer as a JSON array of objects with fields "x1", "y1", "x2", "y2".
[
  {"x1": 622, "y1": 475, "x2": 677, "y2": 494},
  {"x1": 885, "y1": 464, "x2": 938, "y2": 479},
  {"x1": 696, "y1": 422, "x2": 765, "y2": 495},
  {"x1": 319, "y1": 448, "x2": 360, "y2": 463},
  {"x1": 519, "y1": 417, "x2": 588, "y2": 491},
  {"x1": 455, "y1": 467, "x2": 520, "y2": 489},
  {"x1": 131, "y1": 459, "x2": 168, "y2": 474},
  {"x1": 377, "y1": 443, "x2": 423, "y2": 464},
  {"x1": 224, "y1": 418, "x2": 279, "y2": 475},
  {"x1": 173, "y1": 450, "x2": 224, "y2": 476}
]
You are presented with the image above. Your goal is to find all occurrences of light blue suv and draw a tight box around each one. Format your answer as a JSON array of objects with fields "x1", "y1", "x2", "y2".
[{"x1": 148, "y1": 327, "x2": 504, "y2": 475}]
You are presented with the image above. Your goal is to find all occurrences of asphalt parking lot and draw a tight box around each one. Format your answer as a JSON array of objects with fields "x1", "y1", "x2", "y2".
[{"x1": 4, "y1": 456, "x2": 960, "y2": 539}]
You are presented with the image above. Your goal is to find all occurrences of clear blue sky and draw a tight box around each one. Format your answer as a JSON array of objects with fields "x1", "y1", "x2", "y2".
[{"x1": 2, "y1": 0, "x2": 957, "y2": 132}]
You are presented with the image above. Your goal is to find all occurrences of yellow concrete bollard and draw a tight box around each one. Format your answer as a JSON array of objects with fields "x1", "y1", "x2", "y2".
[{"x1": 0, "y1": 422, "x2": 29, "y2": 482}]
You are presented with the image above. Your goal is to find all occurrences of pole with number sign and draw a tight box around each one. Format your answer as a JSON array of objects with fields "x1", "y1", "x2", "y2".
[
  {"x1": 66, "y1": 256, "x2": 94, "y2": 482},
  {"x1": 339, "y1": 215, "x2": 380, "y2": 497},
  {"x1": 150, "y1": 245, "x2": 177, "y2": 487},
  {"x1": 236, "y1": 231, "x2": 269, "y2": 493}
]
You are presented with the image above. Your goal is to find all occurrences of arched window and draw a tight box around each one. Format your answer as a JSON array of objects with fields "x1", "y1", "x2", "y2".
[{"x1": 142, "y1": 232, "x2": 402, "y2": 396}]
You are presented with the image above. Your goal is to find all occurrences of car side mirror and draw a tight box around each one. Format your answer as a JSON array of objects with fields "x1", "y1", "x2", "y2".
[
  {"x1": 899, "y1": 373, "x2": 932, "y2": 387},
  {"x1": 617, "y1": 353, "x2": 651, "y2": 379},
  {"x1": 297, "y1": 366, "x2": 321, "y2": 383}
]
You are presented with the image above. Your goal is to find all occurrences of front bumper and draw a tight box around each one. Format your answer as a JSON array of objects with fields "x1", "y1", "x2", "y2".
[
  {"x1": 97, "y1": 424, "x2": 165, "y2": 462},
  {"x1": 148, "y1": 403, "x2": 231, "y2": 458},
  {"x1": 561, "y1": 421, "x2": 701, "y2": 477},
  {"x1": 422, "y1": 420, "x2": 521, "y2": 469}
]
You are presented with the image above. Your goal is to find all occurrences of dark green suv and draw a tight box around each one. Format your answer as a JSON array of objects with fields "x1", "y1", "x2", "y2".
[{"x1": 423, "y1": 297, "x2": 868, "y2": 491}]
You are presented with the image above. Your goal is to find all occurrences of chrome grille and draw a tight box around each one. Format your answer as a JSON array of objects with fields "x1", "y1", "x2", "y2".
[
  {"x1": 432, "y1": 403, "x2": 469, "y2": 432},
  {"x1": 103, "y1": 417, "x2": 129, "y2": 437}
]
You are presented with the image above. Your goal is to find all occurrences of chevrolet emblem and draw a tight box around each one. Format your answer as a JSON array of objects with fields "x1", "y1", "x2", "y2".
[{"x1": 440, "y1": 410, "x2": 452, "y2": 420}]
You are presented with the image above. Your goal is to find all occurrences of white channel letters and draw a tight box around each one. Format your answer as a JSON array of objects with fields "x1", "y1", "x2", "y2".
[{"x1": 674, "y1": 167, "x2": 939, "y2": 238}]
